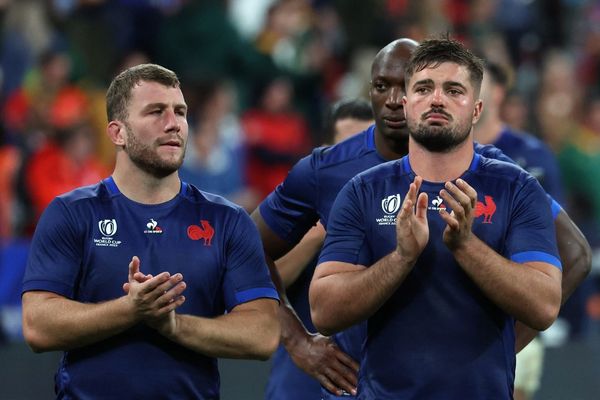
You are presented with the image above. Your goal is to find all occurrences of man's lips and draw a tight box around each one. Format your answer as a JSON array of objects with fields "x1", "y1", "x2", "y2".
[
  {"x1": 383, "y1": 117, "x2": 406, "y2": 128},
  {"x1": 160, "y1": 139, "x2": 183, "y2": 147},
  {"x1": 423, "y1": 111, "x2": 450, "y2": 121}
]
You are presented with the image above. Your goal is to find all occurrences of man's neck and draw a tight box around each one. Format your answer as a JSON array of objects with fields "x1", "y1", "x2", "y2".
[
  {"x1": 374, "y1": 131, "x2": 409, "y2": 161},
  {"x1": 111, "y1": 160, "x2": 181, "y2": 204},
  {"x1": 408, "y1": 137, "x2": 475, "y2": 183}
]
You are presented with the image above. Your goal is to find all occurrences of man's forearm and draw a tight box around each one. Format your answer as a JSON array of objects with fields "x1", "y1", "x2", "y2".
[
  {"x1": 163, "y1": 299, "x2": 280, "y2": 360},
  {"x1": 452, "y1": 235, "x2": 561, "y2": 330},
  {"x1": 514, "y1": 211, "x2": 591, "y2": 351},
  {"x1": 310, "y1": 252, "x2": 415, "y2": 336},
  {"x1": 22, "y1": 292, "x2": 138, "y2": 352}
]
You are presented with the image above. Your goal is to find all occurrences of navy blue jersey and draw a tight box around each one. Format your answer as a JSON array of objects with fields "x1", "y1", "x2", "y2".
[
  {"x1": 262, "y1": 126, "x2": 385, "y2": 399},
  {"x1": 260, "y1": 125, "x2": 554, "y2": 398},
  {"x1": 493, "y1": 126, "x2": 564, "y2": 204},
  {"x1": 319, "y1": 154, "x2": 561, "y2": 399},
  {"x1": 23, "y1": 177, "x2": 278, "y2": 400}
]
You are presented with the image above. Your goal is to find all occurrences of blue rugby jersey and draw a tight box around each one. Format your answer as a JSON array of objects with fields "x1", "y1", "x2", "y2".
[
  {"x1": 261, "y1": 126, "x2": 385, "y2": 399},
  {"x1": 23, "y1": 177, "x2": 278, "y2": 400},
  {"x1": 493, "y1": 126, "x2": 564, "y2": 204},
  {"x1": 319, "y1": 154, "x2": 561, "y2": 400},
  {"x1": 259, "y1": 125, "x2": 557, "y2": 399}
]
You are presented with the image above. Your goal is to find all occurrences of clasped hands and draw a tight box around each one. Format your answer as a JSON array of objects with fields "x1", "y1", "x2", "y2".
[{"x1": 122, "y1": 256, "x2": 187, "y2": 336}]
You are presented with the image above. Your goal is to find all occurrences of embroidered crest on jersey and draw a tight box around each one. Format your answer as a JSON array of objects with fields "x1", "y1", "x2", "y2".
[
  {"x1": 94, "y1": 219, "x2": 122, "y2": 247},
  {"x1": 187, "y1": 220, "x2": 215, "y2": 245},
  {"x1": 377, "y1": 194, "x2": 401, "y2": 225},
  {"x1": 474, "y1": 195, "x2": 496, "y2": 224},
  {"x1": 144, "y1": 218, "x2": 163, "y2": 234}
]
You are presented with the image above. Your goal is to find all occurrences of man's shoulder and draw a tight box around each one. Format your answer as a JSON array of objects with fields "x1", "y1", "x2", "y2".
[
  {"x1": 313, "y1": 128, "x2": 377, "y2": 170},
  {"x1": 351, "y1": 158, "x2": 405, "y2": 188},
  {"x1": 56, "y1": 181, "x2": 108, "y2": 205},
  {"x1": 499, "y1": 128, "x2": 554, "y2": 156},
  {"x1": 477, "y1": 155, "x2": 534, "y2": 185},
  {"x1": 183, "y1": 183, "x2": 244, "y2": 214}
]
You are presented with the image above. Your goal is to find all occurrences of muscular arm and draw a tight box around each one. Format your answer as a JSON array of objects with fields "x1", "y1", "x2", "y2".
[
  {"x1": 22, "y1": 265, "x2": 185, "y2": 353},
  {"x1": 451, "y1": 236, "x2": 562, "y2": 330},
  {"x1": 310, "y1": 177, "x2": 429, "y2": 335},
  {"x1": 441, "y1": 179, "x2": 562, "y2": 331},
  {"x1": 276, "y1": 222, "x2": 325, "y2": 288},
  {"x1": 159, "y1": 298, "x2": 280, "y2": 360},
  {"x1": 251, "y1": 208, "x2": 359, "y2": 396},
  {"x1": 310, "y1": 254, "x2": 414, "y2": 335},
  {"x1": 514, "y1": 209, "x2": 592, "y2": 351}
]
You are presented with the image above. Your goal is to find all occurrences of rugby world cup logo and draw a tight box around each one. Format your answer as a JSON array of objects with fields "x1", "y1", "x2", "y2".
[
  {"x1": 381, "y1": 194, "x2": 401, "y2": 215},
  {"x1": 98, "y1": 219, "x2": 118, "y2": 237}
]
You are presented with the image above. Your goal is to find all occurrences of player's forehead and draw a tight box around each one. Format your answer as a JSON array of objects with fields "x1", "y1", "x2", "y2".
[
  {"x1": 409, "y1": 62, "x2": 472, "y2": 86},
  {"x1": 129, "y1": 81, "x2": 185, "y2": 108},
  {"x1": 372, "y1": 53, "x2": 410, "y2": 82}
]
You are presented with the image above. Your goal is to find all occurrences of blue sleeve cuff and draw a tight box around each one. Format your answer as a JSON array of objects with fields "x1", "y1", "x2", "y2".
[
  {"x1": 234, "y1": 287, "x2": 279, "y2": 307},
  {"x1": 511, "y1": 251, "x2": 562, "y2": 270},
  {"x1": 549, "y1": 196, "x2": 562, "y2": 220},
  {"x1": 318, "y1": 252, "x2": 359, "y2": 266},
  {"x1": 22, "y1": 280, "x2": 74, "y2": 298}
]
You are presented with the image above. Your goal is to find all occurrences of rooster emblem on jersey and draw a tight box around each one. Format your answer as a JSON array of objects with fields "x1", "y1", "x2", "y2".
[
  {"x1": 187, "y1": 220, "x2": 215, "y2": 246},
  {"x1": 474, "y1": 195, "x2": 496, "y2": 224}
]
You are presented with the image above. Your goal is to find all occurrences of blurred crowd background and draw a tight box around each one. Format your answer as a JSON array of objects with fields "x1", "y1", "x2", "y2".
[{"x1": 0, "y1": 0, "x2": 599, "y2": 375}]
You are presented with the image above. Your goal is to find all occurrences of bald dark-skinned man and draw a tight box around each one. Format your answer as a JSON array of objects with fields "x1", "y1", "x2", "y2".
[{"x1": 254, "y1": 38, "x2": 418, "y2": 399}]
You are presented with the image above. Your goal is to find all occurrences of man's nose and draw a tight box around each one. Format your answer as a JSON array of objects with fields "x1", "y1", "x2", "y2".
[
  {"x1": 386, "y1": 87, "x2": 404, "y2": 109},
  {"x1": 164, "y1": 109, "x2": 181, "y2": 132},
  {"x1": 431, "y1": 88, "x2": 444, "y2": 107}
]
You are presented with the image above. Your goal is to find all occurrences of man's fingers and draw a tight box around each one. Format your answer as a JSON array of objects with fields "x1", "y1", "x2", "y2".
[
  {"x1": 439, "y1": 189, "x2": 464, "y2": 219},
  {"x1": 455, "y1": 178, "x2": 477, "y2": 207},
  {"x1": 139, "y1": 272, "x2": 172, "y2": 294},
  {"x1": 317, "y1": 368, "x2": 357, "y2": 397},
  {"x1": 415, "y1": 192, "x2": 429, "y2": 220},
  {"x1": 334, "y1": 349, "x2": 360, "y2": 372},
  {"x1": 439, "y1": 208, "x2": 459, "y2": 230},
  {"x1": 398, "y1": 198, "x2": 414, "y2": 220},
  {"x1": 317, "y1": 373, "x2": 342, "y2": 397},
  {"x1": 128, "y1": 256, "x2": 140, "y2": 282},
  {"x1": 157, "y1": 294, "x2": 186, "y2": 314},
  {"x1": 156, "y1": 280, "x2": 187, "y2": 308},
  {"x1": 329, "y1": 361, "x2": 358, "y2": 387},
  {"x1": 444, "y1": 181, "x2": 473, "y2": 211}
]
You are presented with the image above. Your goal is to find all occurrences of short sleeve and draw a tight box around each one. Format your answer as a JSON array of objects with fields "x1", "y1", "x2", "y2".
[
  {"x1": 506, "y1": 177, "x2": 562, "y2": 270},
  {"x1": 22, "y1": 198, "x2": 83, "y2": 298},
  {"x1": 318, "y1": 178, "x2": 371, "y2": 266},
  {"x1": 222, "y1": 209, "x2": 279, "y2": 311},
  {"x1": 259, "y1": 153, "x2": 320, "y2": 244}
]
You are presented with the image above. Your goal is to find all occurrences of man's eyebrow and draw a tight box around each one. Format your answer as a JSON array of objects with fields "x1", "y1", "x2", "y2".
[
  {"x1": 141, "y1": 102, "x2": 188, "y2": 111},
  {"x1": 412, "y1": 78, "x2": 434, "y2": 87},
  {"x1": 412, "y1": 79, "x2": 468, "y2": 92},
  {"x1": 443, "y1": 81, "x2": 468, "y2": 91}
]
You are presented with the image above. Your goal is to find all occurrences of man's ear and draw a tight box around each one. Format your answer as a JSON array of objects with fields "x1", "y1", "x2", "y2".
[
  {"x1": 107, "y1": 121, "x2": 126, "y2": 146},
  {"x1": 472, "y1": 99, "x2": 483, "y2": 124}
]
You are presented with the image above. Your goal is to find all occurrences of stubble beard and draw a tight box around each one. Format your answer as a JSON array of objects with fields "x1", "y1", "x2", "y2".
[
  {"x1": 408, "y1": 119, "x2": 472, "y2": 153},
  {"x1": 123, "y1": 123, "x2": 185, "y2": 178}
]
